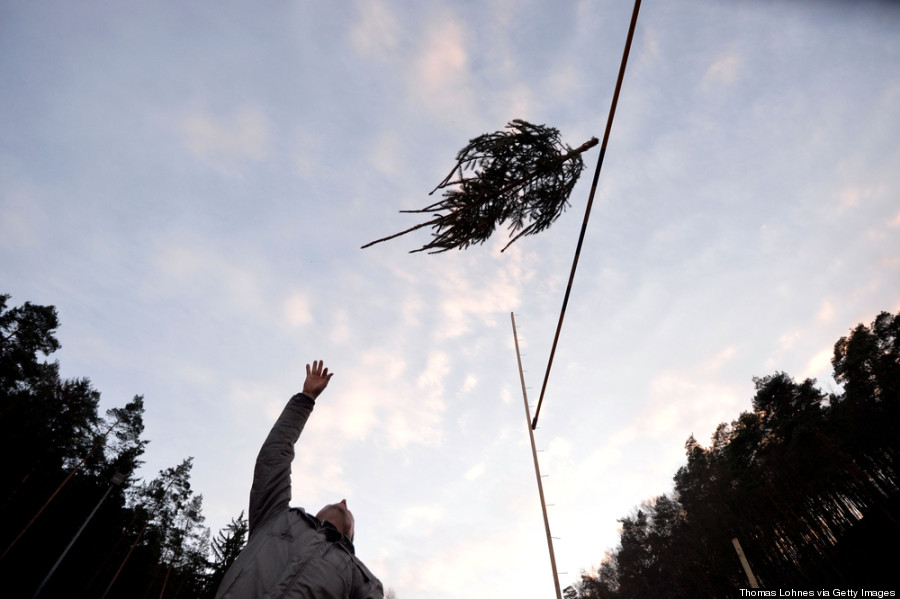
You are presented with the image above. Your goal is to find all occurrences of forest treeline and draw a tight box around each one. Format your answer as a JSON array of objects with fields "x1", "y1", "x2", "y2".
[
  {"x1": 0, "y1": 294, "x2": 247, "y2": 598},
  {"x1": 567, "y1": 310, "x2": 900, "y2": 597}
]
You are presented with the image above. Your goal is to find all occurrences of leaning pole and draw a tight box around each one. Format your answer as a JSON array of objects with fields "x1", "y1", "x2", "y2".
[{"x1": 511, "y1": 312, "x2": 562, "y2": 599}]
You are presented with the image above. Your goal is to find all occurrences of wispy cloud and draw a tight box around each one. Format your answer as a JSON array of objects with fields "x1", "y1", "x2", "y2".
[
  {"x1": 836, "y1": 185, "x2": 883, "y2": 211},
  {"x1": 409, "y1": 11, "x2": 474, "y2": 124},
  {"x1": 890, "y1": 210, "x2": 900, "y2": 228},
  {"x1": 700, "y1": 345, "x2": 738, "y2": 373},
  {"x1": 181, "y1": 105, "x2": 271, "y2": 168},
  {"x1": 387, "y1": 350, "x2": 449, "y2": 448},
  {"x1": 818, "y1": 300, "x2": 835, "y2": 324},
  {"x1": 349, "y1": 0, "x2": 401, "y2": 61},
  {"x1": 367, "y1": 131, "x2": 405, "y2": 177},
  {"x1": 701, "y1": 48, "x2": 740, "y2": 90},
  {"x1": 397, "y1": 504, "x2": 446, "y2": 532},
  {"x1": 283, "y1": 291, "x2": 313, "y2": 327},
  {"x1": 464, "y1": 462, "x2": 486, "y2": 481},
  {"x1": 643, "y1": 372, "x2": 741, "y2": 439},
  {"x1": 800, "y1": 346, "x2": 834, "y2": 382},
  {"x1": 148, "y1": 239, "x2": 268, "y2": 315},
  {"x1": 434, "y1": 245, "x2": 532, "y2": 339},
  {"x1": 305, "y1": 347, "x2": 447, "y2": 450},
  {"x1": 0, "y1": 184, "x2": 43, "y2": 249}
]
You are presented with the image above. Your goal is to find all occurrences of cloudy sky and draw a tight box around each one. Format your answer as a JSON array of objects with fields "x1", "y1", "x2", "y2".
[{"x1": 2, "y1": 0, "x2": 899, "y2": 596}]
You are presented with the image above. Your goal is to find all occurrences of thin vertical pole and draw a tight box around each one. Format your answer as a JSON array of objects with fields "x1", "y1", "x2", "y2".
[{"x1": 512, "y1": 312, "x2": 563, "y2": 599}]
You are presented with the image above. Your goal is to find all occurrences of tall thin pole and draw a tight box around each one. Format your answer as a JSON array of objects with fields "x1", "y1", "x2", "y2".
[
  {"x1": 532, "y1": 0, "x2": 643, "y2": 430},
  {"x1": 511, "y1": 312, "x2": 563, "y2": 599}
]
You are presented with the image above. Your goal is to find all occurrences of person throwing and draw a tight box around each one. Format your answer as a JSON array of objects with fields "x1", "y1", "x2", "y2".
[{"x1": 215, "y1": 360, "x2": 384, "y2": 598}]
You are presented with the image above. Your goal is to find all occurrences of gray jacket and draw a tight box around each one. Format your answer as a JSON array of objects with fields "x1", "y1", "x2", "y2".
[{"x1": 216, "y1": 394, "x2": 384, "y2": 599}]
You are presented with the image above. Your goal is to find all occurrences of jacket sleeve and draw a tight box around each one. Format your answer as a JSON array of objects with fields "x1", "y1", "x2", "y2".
[{"x1": 248, "y1": 393, "x2": 315, "y2": 537}]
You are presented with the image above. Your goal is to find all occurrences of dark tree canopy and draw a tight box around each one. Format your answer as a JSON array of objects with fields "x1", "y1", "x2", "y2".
[
  {"x1": 0, "y1": 294, "x2": 246, "y2": 598},
  {"x1": 0, "y1": 293, "x2": 60, "y2": 396},
  {"x1": 206, "y1": 511, "x2": 248, "y2": 595},
  {"x1": 363, "y1": 119, "x2": 597, "y2": 253},
  {"x1": 568, "y1": 311, "x2": 900, "y2": 598}
]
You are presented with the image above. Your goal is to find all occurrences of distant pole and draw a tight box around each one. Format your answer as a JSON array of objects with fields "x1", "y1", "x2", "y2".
[
  {"x1": 32, "y1": 472, "x2": 126, "y2": 599},
  {"x1": 731, "y1": 537, "x2": 760, "y2": 588},
  {"x1": 511, "y1": 313, "x2": 563, "y2": 599}
]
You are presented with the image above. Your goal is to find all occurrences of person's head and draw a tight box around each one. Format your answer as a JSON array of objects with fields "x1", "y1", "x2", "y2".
[{"x1": 316, "y1": 499, "x2": 355, "y2": 541}]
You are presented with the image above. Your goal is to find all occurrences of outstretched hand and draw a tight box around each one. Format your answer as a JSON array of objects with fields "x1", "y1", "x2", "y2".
[{"x1": 302, "y1": 360, "x2": 333, "y2": 400}]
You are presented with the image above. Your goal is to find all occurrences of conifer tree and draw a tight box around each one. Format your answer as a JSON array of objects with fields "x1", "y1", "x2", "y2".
[
  {"x1": 572, "y1": 310, "x2": 900, "y2": 597},
  {"x1": 203, "y1": 512, "x2": 248, "y2": 597},
  {"x1": 363, "y1": 120, "x2": 597, "y2": 253}
]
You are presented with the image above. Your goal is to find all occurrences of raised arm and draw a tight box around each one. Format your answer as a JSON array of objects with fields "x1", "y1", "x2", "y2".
[{"x1": 248, "y1": 360, "x2": 333, "y2": 536}]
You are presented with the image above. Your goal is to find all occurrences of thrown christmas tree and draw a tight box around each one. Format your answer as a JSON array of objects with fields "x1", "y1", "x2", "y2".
[{"x1": 362, "y1": 119, "x2": 598, "y2": 253}]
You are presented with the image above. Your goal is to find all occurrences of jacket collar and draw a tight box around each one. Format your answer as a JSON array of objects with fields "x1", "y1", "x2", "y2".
[
  {"x1": 293, "y1": 507, "x2": 356, "y2": 554},
  {"x1": 321, "y1": 519, "x2": 356, "y2": 554}
]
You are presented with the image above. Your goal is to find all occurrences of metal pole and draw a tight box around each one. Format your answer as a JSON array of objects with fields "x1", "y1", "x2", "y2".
[
  {"x1": 532, "y1": 0, "x2": 643, "y2": 430},
  {"x1": 512, "y1": 312, "x2": 563, "y2": 599},
  {"x1": 32, "y1": 472, "x2": 126, "y2": 599}
]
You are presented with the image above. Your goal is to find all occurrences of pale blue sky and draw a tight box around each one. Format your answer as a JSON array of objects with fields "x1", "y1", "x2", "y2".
[{"x1": 2, "y1": 1, "x2": 899, "y2": 596}]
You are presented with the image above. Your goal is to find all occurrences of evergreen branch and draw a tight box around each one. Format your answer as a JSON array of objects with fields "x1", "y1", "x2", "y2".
[
  {"x1": 359, "y1": 217, "x2": 442, "y2": 249},
  {"x1": 361, "y1": 120, "x2": 597, "y2": 254}
]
